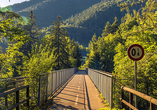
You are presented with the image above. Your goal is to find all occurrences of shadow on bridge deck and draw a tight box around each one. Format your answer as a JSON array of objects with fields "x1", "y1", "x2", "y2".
[{"x1": 41, "y1": 70, "x2": 105, "y2": 110}]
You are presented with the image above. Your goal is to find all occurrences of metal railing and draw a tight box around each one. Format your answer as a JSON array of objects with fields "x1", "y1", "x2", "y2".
[
  {"x1": 121, "y1": 86, "x2": 157, "y2": 110},
  {"x1": 0, "y1": 85, "x2": 30, "y2": 110},
  {"x1": 0, "y1": 76, "x2": 27, "y2": 109},
  {"x1": 38, "y1": 68, "x2": 77, "y2": 107},
  {"x1": 0, "y1": 68, "x2": 77, "y2": 109},
  {"x1": 87, "y1": 68, "x2": 113, "y2": 108},
  {"x1": 0, "y1": 76, "x2": 25, "y2": 92}
]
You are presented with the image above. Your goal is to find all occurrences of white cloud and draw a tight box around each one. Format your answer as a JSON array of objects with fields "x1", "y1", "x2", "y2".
[{"x1": 0, "y1": 0, "x2": 30, "y2": 7}]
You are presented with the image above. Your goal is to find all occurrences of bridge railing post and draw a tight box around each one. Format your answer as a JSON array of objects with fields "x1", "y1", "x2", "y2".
[
  {"x1": 5, "y1": 84, "x2": 7, "y2": 107},
  {"x1": 26, "y1": 86, "x2": 29, "y2": 107},
  {"x1": 129, "y1": 92, "x2": 133, "y2": 110},
  {"x1": 111, "y1": 75, "x2": 113, "y2": 108},
  {"x1": 150, "y1": 99, "x2": 155, "y2": 110},
  {"x1": 121, "y1": 86, "x2": 124, "y2": 109},
  {"x1": 16, "y1": 90, "x2": 19, "y2": 110},
  {"x1": 38, "y1": 75, "x2": 41, "y2": 107}
]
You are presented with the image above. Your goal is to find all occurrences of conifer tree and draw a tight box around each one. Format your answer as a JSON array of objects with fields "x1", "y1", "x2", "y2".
[
  {"x1": 111, "y1": 17, "x2": 118, "y2": 33},
  {"x1": 50, "y1": 16, "x2": 70, "y2": 70},
  {"x1": 69, "y1": 39, "x2": 82, "y2": 67},
  {"x1": 26, "y1": 10, "x2": 42, "y2": 42},
  {"x1": 0, "y1": 19, "x2": 30, "y2": 78},
  {"x1": 85, "y1": 34, "x2": 102, "y2": 70},
  {"x1": 101, "y1": 21, "x2": 112, "y2": 37},
  {"x1": 21, "y1": 10, "x2": 42, "y2": 56}
]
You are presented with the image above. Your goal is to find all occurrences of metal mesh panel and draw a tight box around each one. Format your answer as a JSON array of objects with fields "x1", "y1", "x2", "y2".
[
  {"x1": 53, "y1": 72, "x2": 57, "y2": 92},
  {"x1": 40, "y1": 74, "x2": 48, "y2": 105},
  {"x1": 38, "y1": 68, "x2": 77, "y2": 106},
  {"x1": 48, "y1": 73, "x2": 53, "y2": 97},
  {"x1": 87, "y1": 68, "x2": 113, "y2": 108}
]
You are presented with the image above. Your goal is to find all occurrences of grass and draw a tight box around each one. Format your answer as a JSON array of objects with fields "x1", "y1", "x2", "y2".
[{"x1": 98, "y1": 93, "x2": 125, "y2": 110}]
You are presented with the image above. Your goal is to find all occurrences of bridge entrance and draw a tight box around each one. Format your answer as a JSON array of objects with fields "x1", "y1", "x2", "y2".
[{"x1": 41, "y1": 70, "x2": 105, "y2": 109}]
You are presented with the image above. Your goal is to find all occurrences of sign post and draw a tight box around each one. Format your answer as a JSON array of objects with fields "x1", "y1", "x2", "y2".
[
  {"x1": 127, "y1": 44, "x2": 144, "y2": 108},
  {"x1": 134, "y1": 61, "x2": 137, "y2": 108}
]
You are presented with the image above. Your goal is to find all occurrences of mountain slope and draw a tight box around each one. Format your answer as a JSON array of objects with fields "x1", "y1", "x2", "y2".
[
  {"x1": 61, "y1": 0, "x2": 127, "y2": 46},
  {"x1": 9, "y1": 0, "x2": 139, "y2": 46},
  {"x1": 11, "y1": 0, "x2": 102, "y2": 27}
]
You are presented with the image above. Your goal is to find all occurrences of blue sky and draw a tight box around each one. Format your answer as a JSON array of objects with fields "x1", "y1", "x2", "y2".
[{"x1": 0, "y1": 0, "x2": 30, "y2": 7}]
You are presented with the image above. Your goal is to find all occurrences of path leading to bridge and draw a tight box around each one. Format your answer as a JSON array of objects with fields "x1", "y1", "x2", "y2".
[{"x1": 41, "y1": 70, "x2": 105, "y2": 110}]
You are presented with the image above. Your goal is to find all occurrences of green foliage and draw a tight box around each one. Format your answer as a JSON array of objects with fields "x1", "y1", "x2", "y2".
[
  {"x1": 85, "y1": 0, "x2": 157, "y2": 109},
  {"x1": 111, "y1": 17, "x2": 119, "y2": 33},
  {"x1": 85, "y1": 18, "x2": 122, "y2": 72},
  {"x1": 85, "y1": 34, "x2": 103, "y2": 70},
  {"x1": 102, "y1": 21, "x2": 112, "y2": 37},
  {"x1": 0, "y1": 18, "x2": 30, "y2": 78},
  {"x1": 113, "y1": 1, "x2": 157, "y2": 108},
  {"x1": 0, "y1": 8, "x2": 82, "y2": 108},
  {"x1": 102, "y1": 17, "x2": 119, "y2": 37},
  {"x1": 69, "y1": 39, "x2": 82, "y2": 67},
  {"x1": 48, "y1": 16, "x2": 71, "y2": 70},
  {"x1": 19, "y1": 43, "x2": 55, "y2": 105},
  {"x1": 20, "y1": 10, "x2": 42, "y2": 57}
]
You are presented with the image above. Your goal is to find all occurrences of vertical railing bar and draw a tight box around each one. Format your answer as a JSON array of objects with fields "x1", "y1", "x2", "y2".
[
  {"x1": 121, "y1": 87, "x2": 124, "y2": 109},
  {"x1": 46, "y1": 74, "x2": 48, "y2": 100},
  {"x1": 16, "y1": 90, "x2": 19, "y2": 110},
  {"x1": 26, "y1": 86, "x2": 29, "y2": 108},
  {"x1": 56, "y1": 72, "x2": 57, "y2": 90},
  {"x1": 5, "y1": 84, "x2": 7, "y2": 107},
  {"x1": 52, "y1": 72, "x2": 53, "y2": 94},
  {"x1": 111, "y1": 76, "x2": 113, "y2": 108},
  {"x1": 129, "y1": 92, "x2": 133, "y2": 110},
  {"x1": 150, "y1": 98, "x2": 155, "y2": 110},
  {"x1": 38, "y1": 75, "x2": 41, "y2": 107}
]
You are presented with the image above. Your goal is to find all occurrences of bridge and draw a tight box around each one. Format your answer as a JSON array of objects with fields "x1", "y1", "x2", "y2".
[{"x1": 0, "y1": 68, "x2": 157, "y2": 110}]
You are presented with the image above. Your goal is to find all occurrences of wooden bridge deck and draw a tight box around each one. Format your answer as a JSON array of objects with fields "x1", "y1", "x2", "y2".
[{"x1": 41, "y1": 70, "x2": 105, "y2": 110}]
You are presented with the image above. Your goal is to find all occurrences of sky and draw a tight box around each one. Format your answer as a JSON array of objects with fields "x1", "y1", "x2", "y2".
[{"x1": 0, "y1": 0, "x2": 30, "y2": 7}]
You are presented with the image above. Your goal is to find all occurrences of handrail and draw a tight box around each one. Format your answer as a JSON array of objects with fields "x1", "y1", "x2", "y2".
[
  {"x1": 0, "y1": 85, "x2": 30, "y2": 110},
  {"x1": 121, "y1": 86, "x2": 157, "y2": 110},
  {"x1": 39, "y1": 72, "x2": 49, "y2": 76},
  {"x1": 0, "y1": 85, "x2": 28, "y2": 97},
  {"x1": 87, "y1": 68, "x2": 113, "y2": 108},
  {"x1": 38, "y1": 68, "x2": 78, "y2": 107},
  {"x1": 120, "y1": 98, "x2": 138, "y2": 110},
  {"x1": 89, "y1": 68, "x2": 113, "y2": 77}
]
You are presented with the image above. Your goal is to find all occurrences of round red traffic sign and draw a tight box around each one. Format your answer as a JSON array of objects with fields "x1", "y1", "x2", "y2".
[{"x1": 127, "y1": 44, "x2": 144, "y2": 61}]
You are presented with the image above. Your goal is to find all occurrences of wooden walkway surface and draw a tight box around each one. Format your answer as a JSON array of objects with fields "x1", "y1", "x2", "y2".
[{"x1": 41, "y1": 70, "x2": 105, "y2": 110}]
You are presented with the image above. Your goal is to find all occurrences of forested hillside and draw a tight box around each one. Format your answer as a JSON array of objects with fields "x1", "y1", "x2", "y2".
[
  {"x1": 11, "y1": 0, "x2": 102, "y2": 27},
  {"x1": 9, "y1": 0, "x2": 130, "y2": 46}
]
